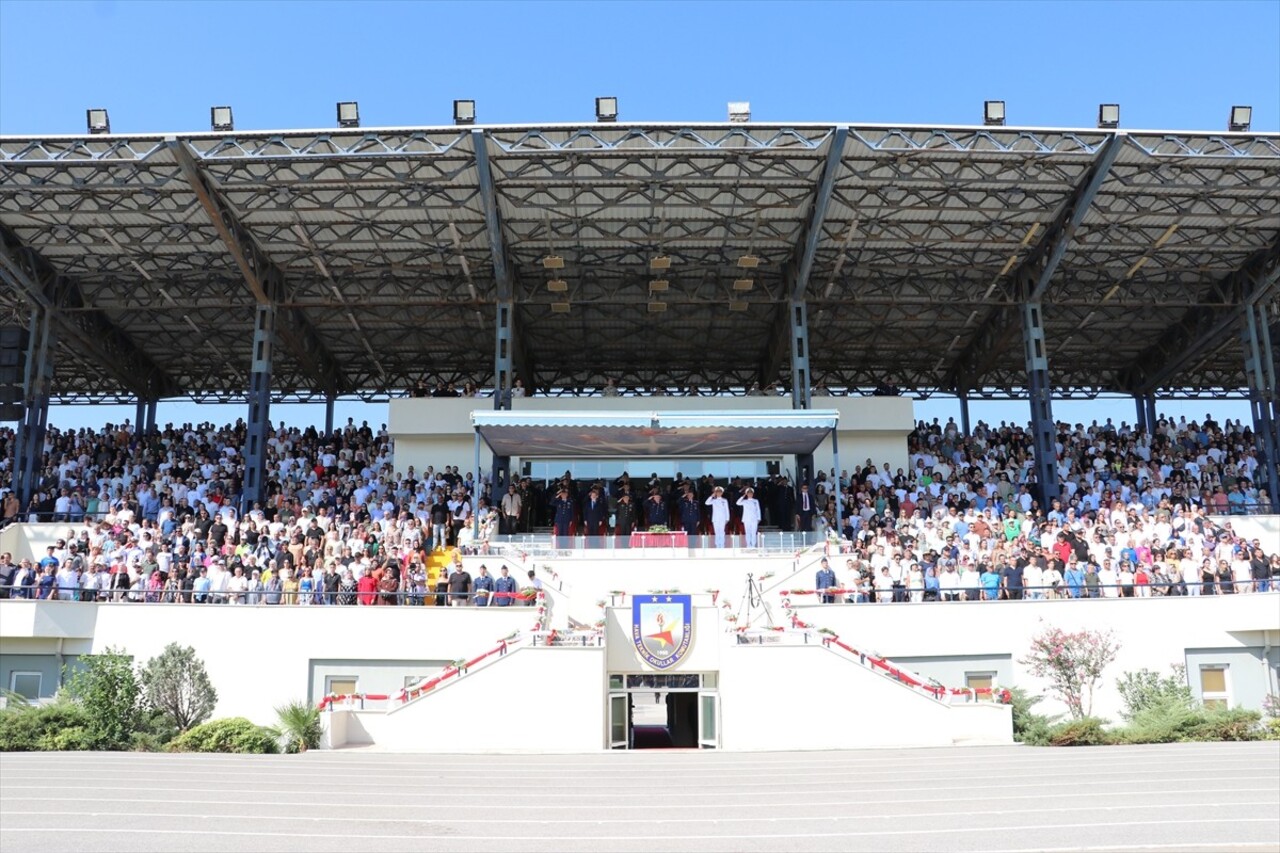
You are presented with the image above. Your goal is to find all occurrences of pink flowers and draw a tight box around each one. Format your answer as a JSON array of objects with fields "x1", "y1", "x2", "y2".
[{"x1": 1021, "y1": 625, "x2": 1120, "y2": 719}]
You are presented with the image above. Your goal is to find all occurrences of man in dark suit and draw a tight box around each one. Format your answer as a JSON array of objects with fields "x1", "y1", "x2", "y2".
[
  {"x1": 797, "y1": 483, "x2": 816, "y2": 532},
  {"x1": 581, "y1": 487, "x2": 608, "y2": 537}
]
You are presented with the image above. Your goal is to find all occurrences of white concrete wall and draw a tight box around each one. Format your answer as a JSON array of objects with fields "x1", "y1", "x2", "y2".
[
  {"x1": 467, "y1": 553, "x2": 806, "y2": 627},
  {"x1": 604, "y1": 605, "x2": 722, "y2": 673},
  {"x1": 787, "y1": 593, "x2": 1280, "y2": 721},
  {"x1": 719, "y1": 643, "x2": 1012, "y2": 750},
  {"x1": 388, "y1": 396, "x2": 913, "y2": 477},
  {"x1": 329, "y1": 646, "x2": 605, "y2": 752},
  {"x1": 1, "y1": 522, "x2": 77, "y2": 564},
  {"x1": 0, "y1": 600, "x2": 532, "y2": 726}
]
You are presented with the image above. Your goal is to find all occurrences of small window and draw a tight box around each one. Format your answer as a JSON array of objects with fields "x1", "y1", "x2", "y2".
[
  {"x1": 608, "y1": 674, "x2": 624, "y2": 690},
  {"x1": 9, "y1": 672, "x2": 41, "y2": 701},
  {"x1": 326, "y1": 677, "x2": 358, "y2": 697},
  {"x1": 966, "y1": 672, "x2": 996, "y2": 702},
  {"x1": 1199, "y1": 666, "x2": 1229, "y2": 710}
]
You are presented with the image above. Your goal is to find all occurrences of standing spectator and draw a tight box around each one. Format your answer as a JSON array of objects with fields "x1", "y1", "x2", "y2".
[
  {"x1": 473, "y1": 565, "x2": 495, "y2": 607},
  {"x1": 447, "y1": 563, "x2": 472, "y2": 607},
  {"x1": 493, "y1": 566, "x2": 517, "y2": 606},
  {"x1": 705, "y1": 487, "x2": 730, "y2": 548},
  {"x1": 815, "y1": 558, "x2": 837, "y2": 604}
]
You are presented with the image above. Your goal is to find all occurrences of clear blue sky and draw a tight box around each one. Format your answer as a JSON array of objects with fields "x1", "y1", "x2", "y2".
[{"x1": 2, "y1": 1, "x2": 1276, "y2": 430}]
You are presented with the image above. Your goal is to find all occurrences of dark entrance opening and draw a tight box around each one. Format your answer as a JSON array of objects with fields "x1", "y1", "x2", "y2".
[{"x1": 631, "y1": 691, "x2": 698, "y2": 749}]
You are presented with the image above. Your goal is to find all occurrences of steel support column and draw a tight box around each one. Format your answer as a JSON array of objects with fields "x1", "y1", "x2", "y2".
[
  {"x1": 135, "y1": 399, "x2": 147, "y2": 435},
  {"x1": 1144, "y1": 395, "x2": 1158, "y2": 436},
  {"x1": 789, "y1": 300, "x2": 814, "y2": 502},
  {"x1": 14, "y1": 307, "x2": 53, "y2": 508},
  {"x1": 830, "y1": 427, "x2": 842, "y2": 537},
  {"x1": 1022, "y1": 300, "x2": 1060, "y2": 508},
  {"x1": 324, "y1": 393, "x2": 335, "y2": 438},
  {"x1": 145, "y1": 399, "x2": 158, "y2": 435},
  {"x1": 242, "y1": 305, "x2": 275, "y2": 514},
  {"x1": 492, "y1": 300, "x2": 515, "y2": 501},
  {"x1": 1134, "y1": 394, "x2": 1148, "y2": 434},
  {"x1": 494, "y1": 300, "x2": 515, "y2": 411},
  {"x1": 1242, "y1": 302, "x2": 1279, "y2": 511},
  {"x1": 958, "y1": 394, "x2": 971, "y2": 438},
  {"x1": 789, "y1": 301, "x2": 811, "y2": 411}
]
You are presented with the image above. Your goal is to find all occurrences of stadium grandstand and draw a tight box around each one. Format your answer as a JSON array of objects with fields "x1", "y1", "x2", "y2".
[{"x1": 0, "y1": 114, "x2": 1278, "y2": 752}]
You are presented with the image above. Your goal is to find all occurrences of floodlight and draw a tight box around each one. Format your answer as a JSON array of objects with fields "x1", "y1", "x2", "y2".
[
  {"x1": 647, "y1": 301, "x2": 668, "y2": 313},
  {"x1": 595, "y1": 97, "x2": 618, "y2": 122},
  {"x1": 546, "y1": 278, "x2": 568, "y2": 292},
  {"x1": 983, "y1": 100, "x2": 1006, "y2": 127},
  {"x1": 210, "y1": 106, "x2": 234, "y2": 132},
  {"x1": 649, "y1": 279, "x2": 670, "y2": 292},
  {"x1": 733, "y1": 278, "x2": 754, "y2": 291},
  {"x1": 1228, "y1": 105, "x2": 1252, "y2": 132},
  {"x1": 454, "y1": 100, "x2": 476, "y2": 125},
  {"x1": 542, "y1": 255, "x2": 565, "y2": 270},
  {"x1": 649, "y1": 255, "x2": 672, "y2": 270},
  {"x1": 1097, "y1": 104, "x2": 1120, "y2": 129},
  {"x1": 86, "y1": 108, "x2": 110, "y2": 134},
  {"x1": 729, "y1": 300, "x2": 749, "y2": 312},
  {"x1": 736, "y1": 254, "x2": 761, "y2": 269},
  {"x1": 728, "y1": 101, "x2": 751, "y2": 123},
  {"x1": 336, "y1": 101, "x2": 360, "y2": 128},
  {"x1": 550, "y1": 301, "x2": 571, "y2": 313}
]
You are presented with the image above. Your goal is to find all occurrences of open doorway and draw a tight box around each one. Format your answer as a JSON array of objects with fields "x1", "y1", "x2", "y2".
[
  {"x1": 632, "y1": 691, "x2": 698, "y2": 748},
  {"x1": 608, "y1": 672, "x2": 718, "y2": 749}
]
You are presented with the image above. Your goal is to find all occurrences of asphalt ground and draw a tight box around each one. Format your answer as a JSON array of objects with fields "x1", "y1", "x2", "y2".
[{"x1": 1, "y1": 742, "x2": 1277, "y2": 853}]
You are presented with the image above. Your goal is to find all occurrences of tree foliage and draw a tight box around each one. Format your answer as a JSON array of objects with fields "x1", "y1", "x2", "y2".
[
  {"x1": 1019, "y1": 625, "x2": 1120, "y2": 719},
  {"x1": 65, "y1": 647, "x2": 142, "y2": 750},
  {"x1": 139, "y1": 643, "x2": 218, "y2": 733},
  {"x1": 1115, "y1": 666, "x2": 1193, "y2": 721}
]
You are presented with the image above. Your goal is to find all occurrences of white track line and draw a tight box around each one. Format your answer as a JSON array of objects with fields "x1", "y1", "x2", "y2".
[
  {"x1": 0, "y1": 817, "x2": 1274, "y2": 842},
  {"x1": 2, "y1": 802, "x2": 1275, "y2": 826}
]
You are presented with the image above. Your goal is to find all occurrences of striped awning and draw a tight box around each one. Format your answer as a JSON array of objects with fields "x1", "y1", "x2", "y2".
[{"x1": 471, "y1": 409, "x2": 838, "y2": 457}]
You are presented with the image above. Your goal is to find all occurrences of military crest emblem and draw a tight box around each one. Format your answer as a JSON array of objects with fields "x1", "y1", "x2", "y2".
[{"x1": 632, "y1": 594, "x2": 692, "y2": 669}]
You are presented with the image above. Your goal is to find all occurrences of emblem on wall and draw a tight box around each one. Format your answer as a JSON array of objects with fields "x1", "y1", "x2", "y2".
[{"x1": 632, "y1": 594, "x2": 693, "y2": 669}]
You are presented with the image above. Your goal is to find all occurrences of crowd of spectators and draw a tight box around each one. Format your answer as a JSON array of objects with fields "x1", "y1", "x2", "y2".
[{"x1": 0, "y1": 410, "x2": 1275, "y2": 607}]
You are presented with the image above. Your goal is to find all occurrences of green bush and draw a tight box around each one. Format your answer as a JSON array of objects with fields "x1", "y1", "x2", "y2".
[
  {"x1": 1008, "y1": 687, "x2": 1058, "y2": 746},
  {"x1": 168, "y1": 718, "x2": 278, "y2": 754},
  {"x1": 1112, "y1": 702, "x2": 1263, "y2": 744},
  {"x1": 1264, "y1": 718, "x2": 1280, "y2": 741},
  {"x1": 1047, "y1": 716, "x2": 1113, "y2": 747},
  {"x1": 1114, "y1": 696, "x2": 1200, "y2": 744},
  {"x1": 0, "y1": 702, "x2": 91, "y2": 752},
  {"x1": 1185, "y1": 707, "x2": 1262, "y2": 742},
  {"x1": 38, "y1": 726, "x2": 94, "y2": 752}
]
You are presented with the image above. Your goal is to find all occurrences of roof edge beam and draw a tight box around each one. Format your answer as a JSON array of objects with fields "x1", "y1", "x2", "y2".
[
  {"x1": 472, "y1": 129, "x2": 513, "y2": 301},
  {"x1": 790, "y1": 125, "x2": 848, "y2": 302},
  {"x1": 1028, "y1": 133, "x2": 1124, "y2": 302},
  {"x1": 168, "y1": 138, "x2": 348, "y2": 394},
  {"x1": 1119, "y1": 236, "x2": 1280, "y2": 393},
  {"x1": 946, "y1": 133, "x2": 1123, "y2": 391},
  {"x1": 0, "y1": 227, "x2": 182, "y2": 399}
]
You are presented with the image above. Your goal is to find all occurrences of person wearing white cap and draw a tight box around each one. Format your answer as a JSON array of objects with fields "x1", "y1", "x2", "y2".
[
  {"x1": 705, "y1": 486, "x2": 730, "y2": 548},
  {"x1": 736, "y1": 486, "x2": 761, "y2": 548}
]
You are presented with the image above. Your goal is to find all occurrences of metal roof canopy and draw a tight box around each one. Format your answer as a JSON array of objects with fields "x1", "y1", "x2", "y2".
[
  {"x1": 472, "y1": 409, "x2": 839, "y2": 458},
  {"x1": 1, "y1": 121, "x2": 1277, "y2": 403}
]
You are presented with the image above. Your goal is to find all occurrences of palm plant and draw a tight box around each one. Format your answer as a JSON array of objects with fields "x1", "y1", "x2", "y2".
[{"x1": 270, "y1": 700, "x2": 322, "y2": 753}]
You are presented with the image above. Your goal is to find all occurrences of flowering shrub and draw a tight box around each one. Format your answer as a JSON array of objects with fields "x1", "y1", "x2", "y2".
[{"x1": 1019, "y1": 625, "x2": 1120, "y2": 720}]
